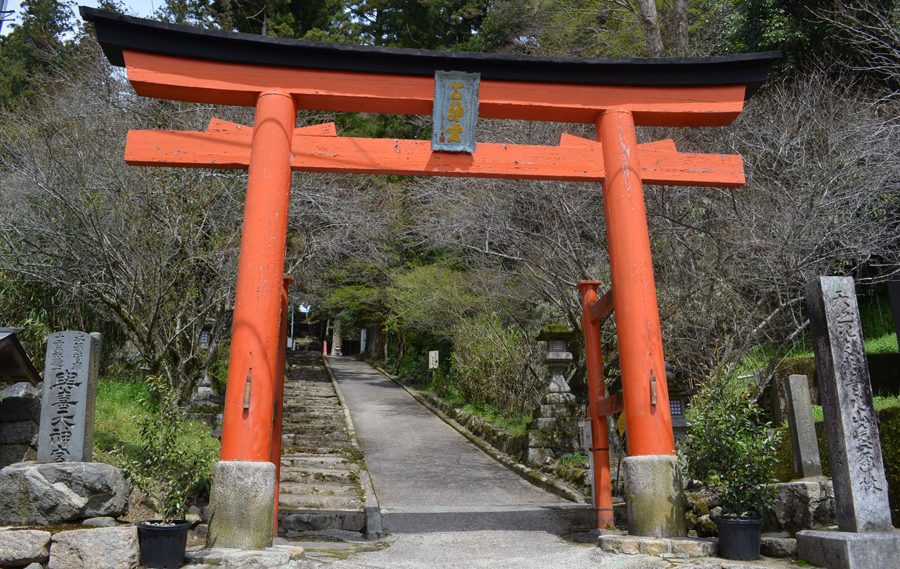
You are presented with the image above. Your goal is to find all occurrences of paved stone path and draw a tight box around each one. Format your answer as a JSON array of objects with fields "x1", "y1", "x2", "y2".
[
  {"x1": 325, "y1": 357, "x2": 590, "y2": 535},
  {"x1": 278, "y1": 353, "x2": 364, "y2": 536}
]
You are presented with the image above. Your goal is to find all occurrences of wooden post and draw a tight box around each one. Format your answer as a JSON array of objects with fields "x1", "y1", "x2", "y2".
[
  {"x1": 271, "y1": 275, "x2": 292, "y2": 535},
  {"x1": 577, "y1": 280, "x2": 615, "y2": 529},
  {"x1": 596, "y1": 110, "x2": 675, "y2": 457},
  {"x1": 220, "y1": 91, "x2": 296, "y2": 461}
]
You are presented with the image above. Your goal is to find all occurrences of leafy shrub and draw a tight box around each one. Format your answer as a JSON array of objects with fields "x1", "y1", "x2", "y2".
[
  {"x1": 450, "y1": 313, "x2": 541, "y2": 416},
  {"x1": 122, "y1": 375, "x2": 218, "y2": 521},
  {"x1": 429, "y1": 366, "x2": 459, "y2": 401},
  {"x1": 684, "y1": 374, "x2": 782, "y2": 518}
]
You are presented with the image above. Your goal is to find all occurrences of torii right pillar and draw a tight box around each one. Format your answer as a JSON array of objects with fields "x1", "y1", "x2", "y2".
[{"x1": 598, "y1": 109, "x2": 687, "y2": 537}]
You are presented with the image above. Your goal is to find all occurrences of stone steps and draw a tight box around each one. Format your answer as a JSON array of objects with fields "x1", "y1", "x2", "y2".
[
  {"x1": 279, "y1": 480, "x2": 360, "y2": 498},
  {"x1": 279, "y1": 493, "x2": 363, "y2": 511},
  {"x1": 280, "y1": 454, "x2": 356, "y2": 469},
  {"x1": 279, "y1": 467, "x2": 356, "y2": 483},
  {"x1": 282, "y1": 419, "x2": 345, "y2": 427},
  {"x1": 283, "y1": 446, "x2": 347, "y2": 455},
  {"x1": 278, "y1": 509, "x2": 366, "y2": 535},
  {"x1": 282, "y1": 433, "x2": 349, "y2": 446},
  {"x1": 276, "y1": 353, "x2": 365, "y2": 537}
]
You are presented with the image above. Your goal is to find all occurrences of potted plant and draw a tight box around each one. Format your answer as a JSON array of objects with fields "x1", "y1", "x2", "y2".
[
  {"x1": 683, "y1": 373, "x2": 782, "y2": 560},
  {"x1": 126, "y1": 375, "x2": 217, "y2": 569}
]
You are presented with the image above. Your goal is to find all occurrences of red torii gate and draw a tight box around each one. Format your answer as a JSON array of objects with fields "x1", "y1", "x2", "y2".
[{"x1": 83, "y1": 7, "x2": 776, "y2": 545}]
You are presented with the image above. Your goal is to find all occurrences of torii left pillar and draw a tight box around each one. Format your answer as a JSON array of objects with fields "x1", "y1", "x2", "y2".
[{"x1": 208, "y1": 91, "x2": 296, "y2": 549}]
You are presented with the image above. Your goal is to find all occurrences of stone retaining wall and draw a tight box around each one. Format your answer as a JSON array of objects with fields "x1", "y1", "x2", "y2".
[{"x1": 0, "y1": 383, "x2": 41, "y2": 469}]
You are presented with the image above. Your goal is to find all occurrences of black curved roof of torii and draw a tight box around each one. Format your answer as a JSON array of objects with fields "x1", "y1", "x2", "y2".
[{"x1": 81, "y1": 7, "x2": 779, "y2": 99}]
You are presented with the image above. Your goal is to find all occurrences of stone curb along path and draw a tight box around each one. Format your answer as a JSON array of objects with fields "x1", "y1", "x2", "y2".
[{"x1": 369, "y1": 363, "x2": 587, "y2": 504}]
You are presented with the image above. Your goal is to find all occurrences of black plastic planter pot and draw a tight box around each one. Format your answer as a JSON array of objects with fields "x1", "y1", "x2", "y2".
[
  {"x1": 137, "y1": 520, "x2": 191, "y2": 569},
  {"x1": 716, "y1": 517, "x2": 762, "y2": 560}
]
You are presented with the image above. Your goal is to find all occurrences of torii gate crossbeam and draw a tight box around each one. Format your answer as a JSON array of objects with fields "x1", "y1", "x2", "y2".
[{"x1": 82, "y1": 6, "x2": 777, "y2": 546}]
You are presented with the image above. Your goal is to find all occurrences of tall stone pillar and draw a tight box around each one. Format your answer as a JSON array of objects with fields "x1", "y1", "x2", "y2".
[{"x1": 797, "y1": 277, "x2": 898, "y2": 569}]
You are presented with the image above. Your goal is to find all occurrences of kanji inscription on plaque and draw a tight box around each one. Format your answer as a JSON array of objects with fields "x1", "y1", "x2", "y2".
[{"x1": 432, "y1": 71, "x2": 480, "y2": 153}]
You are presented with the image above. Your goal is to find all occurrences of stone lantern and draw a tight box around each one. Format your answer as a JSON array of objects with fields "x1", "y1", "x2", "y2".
[{"x1": 527, "y1": 325, "x2": 581, "y2": 465}]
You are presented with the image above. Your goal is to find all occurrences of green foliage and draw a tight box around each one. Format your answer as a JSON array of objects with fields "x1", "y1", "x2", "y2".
[
  {"x1": 388, "y1": 342, "x2": 430, "y2": 380},
  {"x1": 531, "y1": 0, "x2": 647, "y2": 56},
  {"x1": 324, "y1": 284, "x2": 383, "y2": 329},
  {"x1": 811, "y1": 394, "x2": 900, "y2": 423},
  {"x1": 0, "y1": 0, "x2": 80, "y2": 108},
  {"x1": 0, "y1": 271, "x2": 123, "y2": 373},
  {"x1": 461, "y1": 401, "x2": 532, "y2": 436},
  {"x1": 736, "y1": 292, "x2": 898, "y2": 377},
  {"x1": 428, "y1": 366, "x2": 459, "y2": 400},
  {"x1": 877, "y1": 406, "x2": 900, "y2": 525},
  {"x1": 684, "y1": 374, "x2": 783, "y2": 518},
  {"x1": 449, "y1": 313, "x2": 540, "y2": 416},
  {"x1": 385, "y1": 265, "x2": 480, "y2": 338},
  {"x1": 559, "y1": 451, "x2": 588, "y2": 468},
  {"x1": 93, "y1": 379, "x2": 153, "y2": 462},
  {"x1": 724, "y1": 0, "x2": 897, "y2": 82},
  {"x1": 119, "y1": 375, "x2": 218, "y2": 521},
  {"x1": 349, "y1": 0, "x2": 489, "y2": 49},
  {"x1": 420, "y1": 369, "x2": 533, "y2": 435},
  {"x1": 857, "y1": 293, "x2": 899, "y2": 354},
  {"x1": 0, "y1": 278, "x2": 53, "y2": 369}
]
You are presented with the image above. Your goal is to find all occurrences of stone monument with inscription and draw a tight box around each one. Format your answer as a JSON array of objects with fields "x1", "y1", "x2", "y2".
[
  {"x1": 783, "y1": 374, "x2": 822, "y2": 478},
  {"x1": 36, "y1": 331, "x2": 101, "y2": 463},
  {"x1": 797, "y1": 276, "x2": 898, "y2": 569}
]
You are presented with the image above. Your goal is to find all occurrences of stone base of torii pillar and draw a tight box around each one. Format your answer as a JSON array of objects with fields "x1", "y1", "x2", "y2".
[{"x1": 207, "y1": 461, "x2": 276, "y2": 549}]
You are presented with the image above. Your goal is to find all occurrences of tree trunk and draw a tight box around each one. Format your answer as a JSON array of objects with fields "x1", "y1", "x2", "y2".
[
  {"x1": 331, "y1": 318, "x2": 343, "y2": 356},
  {"x1": 672, "y1": 0, "x2": 689, "y2": 55},
  {"x1": 635, "y1": 0, "x2": 664, "y2": 56}
]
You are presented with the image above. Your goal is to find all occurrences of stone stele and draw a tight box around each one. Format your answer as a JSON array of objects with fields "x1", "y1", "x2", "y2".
[
  {"x1": 797, "y1": 277, "x2": 898, "y2": 569},
  {"x1": 783, "y1": 374, "x2": 822, "y2": 478},
  {"x1": 805, "y1": 276, "x2": 891, "y2": 532},
  {"x1": 37, "y1": 331, "x2": 101, "y2": 463}
]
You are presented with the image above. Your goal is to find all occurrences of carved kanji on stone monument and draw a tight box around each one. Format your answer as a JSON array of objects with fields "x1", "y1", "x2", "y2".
[{"x1": 37, "y1": 331, "x2": 100, "y2": 463}]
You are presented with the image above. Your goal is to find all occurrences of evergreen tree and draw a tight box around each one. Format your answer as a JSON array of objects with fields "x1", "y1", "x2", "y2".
[{"x1": 0, "y1": 0, "x2": 78, "y2": 107}]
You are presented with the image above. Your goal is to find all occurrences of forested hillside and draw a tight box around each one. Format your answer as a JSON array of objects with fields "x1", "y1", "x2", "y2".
[{"x1": 1, "y1": 0, "x2": 897, "y2": 418}]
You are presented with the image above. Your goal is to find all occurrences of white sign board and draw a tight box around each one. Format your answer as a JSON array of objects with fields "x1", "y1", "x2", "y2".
[
  {"x1": 428, "y1": 350, "x2": 440, "y2": 370},
  {"x1": 579, "y1": 419, "x2": 592, "y2": 451}
]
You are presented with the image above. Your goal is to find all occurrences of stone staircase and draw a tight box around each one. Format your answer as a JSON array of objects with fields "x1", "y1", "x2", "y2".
[{"x1": 277, "y1": 353, "x2": 366, "y2": 537}]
